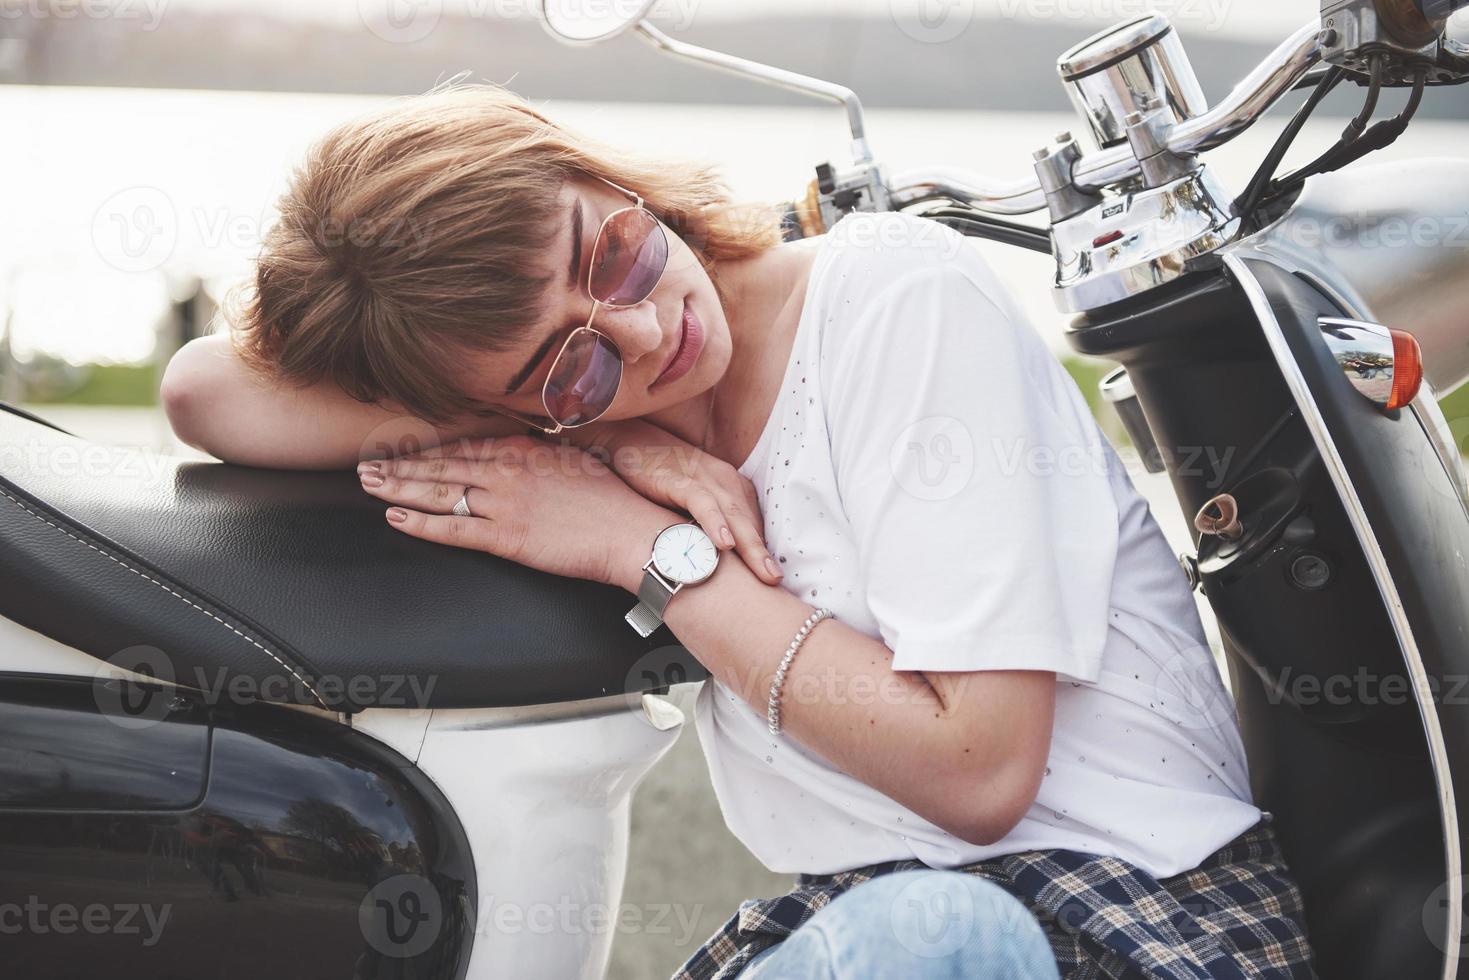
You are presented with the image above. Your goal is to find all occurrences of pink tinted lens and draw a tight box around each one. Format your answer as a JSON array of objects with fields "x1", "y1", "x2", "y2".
[
  {"x1": 544, "y1": 328, "x2": 622, "y2": 426},
  {"x1": 589, "y1": 208, "x2": 667, "y2": 307}
]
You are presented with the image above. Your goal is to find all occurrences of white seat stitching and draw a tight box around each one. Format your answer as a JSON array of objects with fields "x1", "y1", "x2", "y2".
[{"x1": 0, "y1": 484, "x2": 327, "y2": 708}]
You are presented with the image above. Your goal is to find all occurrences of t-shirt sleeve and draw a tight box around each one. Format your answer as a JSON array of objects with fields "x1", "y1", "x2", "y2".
[{"x1": 824, "y1": 261, "x2": 1119, "y2": 683}]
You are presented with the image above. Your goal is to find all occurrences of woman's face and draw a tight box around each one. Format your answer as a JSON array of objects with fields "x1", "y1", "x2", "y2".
[{"x1": 467, "y1": 176, "x2": 732, "y2": 427}]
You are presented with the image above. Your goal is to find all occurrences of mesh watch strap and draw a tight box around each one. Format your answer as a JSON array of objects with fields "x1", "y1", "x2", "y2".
[
  {"x1": 624, "y1": 601, "x2": 663, "y2": 638},
  {"x1": 625, "y1": 570, "x2": 677, "y2": 637}
]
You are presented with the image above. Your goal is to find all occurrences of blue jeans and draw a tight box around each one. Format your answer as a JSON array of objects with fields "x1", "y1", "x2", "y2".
[{"x1": 740, "y1": 869, "x2": 1061, "y2": 979}]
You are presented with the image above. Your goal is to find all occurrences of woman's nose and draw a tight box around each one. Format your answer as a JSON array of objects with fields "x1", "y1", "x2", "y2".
[{"x1": 596, "y1": 302, "x2": 664, "y2": 361}]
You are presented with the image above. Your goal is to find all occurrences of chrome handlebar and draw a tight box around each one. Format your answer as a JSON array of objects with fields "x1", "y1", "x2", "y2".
[{"x1": 886, "y1": 21, "x2": 1327, "y2": 216}]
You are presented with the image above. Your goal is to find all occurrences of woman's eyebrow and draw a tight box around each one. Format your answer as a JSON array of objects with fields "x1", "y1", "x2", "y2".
[
  {"x1": 503, "y1": 199, "x2": 584, "y2": 395},
  {"x1": 503, "y1": 330, "x2": 562, "y2": 396},
  {"x1": 567, "y1": 198, "x2": 583, "y2": 288}
]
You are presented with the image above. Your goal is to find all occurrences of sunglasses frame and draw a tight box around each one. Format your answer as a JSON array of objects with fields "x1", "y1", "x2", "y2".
[{"x1": 496, "y1": 177, "x2": 668, "y2": 436}]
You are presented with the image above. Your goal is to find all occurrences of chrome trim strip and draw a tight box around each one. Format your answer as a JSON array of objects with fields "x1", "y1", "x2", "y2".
[
  {"x1": 1223, "y1": 252, "x2": 1462, "y2": 978},
  {"x1": 1411, "y1": 389, "x2": 1469, "y2": 529},
  {"x1": 423, "y1": 690, "x2": 676, "y2": 731}
]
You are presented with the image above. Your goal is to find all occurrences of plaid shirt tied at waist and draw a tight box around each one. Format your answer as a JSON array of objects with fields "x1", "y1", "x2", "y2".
[{"x1": 673, "y1": 816, "x2": 1317, "y2": 980}]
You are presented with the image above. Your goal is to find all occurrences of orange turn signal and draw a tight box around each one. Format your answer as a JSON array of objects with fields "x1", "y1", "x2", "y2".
[
  {"x1": 1387, "y1": 328, "x2": 1423, "y2": 411},
  {"x1": 1319, "y1": 316, "x2": 1425, "y2": 414}
]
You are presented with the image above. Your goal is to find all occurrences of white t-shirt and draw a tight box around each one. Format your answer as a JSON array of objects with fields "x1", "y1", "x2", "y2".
[{"x1": 694, "y1": 210, "x2": 1261, "y2": 879}]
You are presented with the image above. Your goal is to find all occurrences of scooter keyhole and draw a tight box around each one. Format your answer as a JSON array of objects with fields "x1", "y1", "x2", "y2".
[{"x1": 1194, "y1": 493, "x2": 1244, "y2": 542}]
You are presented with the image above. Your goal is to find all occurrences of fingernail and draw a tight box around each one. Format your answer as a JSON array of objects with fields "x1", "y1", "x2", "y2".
[
  {"x1": 386, "y1": 507, "x2": 408, "y2": 524},
  {"x1": 764, "y1": 556, "x2": 782, "y2": 579},
  {"x1": 359, "y1": 470, "x2": 384, "y2": 488},
  {"x1": 357, "y1": 460, "x2": 382, "y2": 475},
  {"x1": 720, "y1": 526, "x2": 734, "y2": 548}
]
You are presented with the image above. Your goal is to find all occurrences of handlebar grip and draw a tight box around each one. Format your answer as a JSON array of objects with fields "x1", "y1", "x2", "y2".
[
  {"x1": 777, "y1": 178, "x2": 828, "y2": 242},
  {"x1": 777, "y1": 205, "x2": 806, "y2": 242},
  {"x1": 1379, "y1": 0, "x2": 1467, "y2": 46}
]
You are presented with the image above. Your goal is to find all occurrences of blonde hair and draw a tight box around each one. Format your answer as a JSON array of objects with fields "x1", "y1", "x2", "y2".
[{"x1": 227, "y1": 81, "x2": 783, "y2": 424}]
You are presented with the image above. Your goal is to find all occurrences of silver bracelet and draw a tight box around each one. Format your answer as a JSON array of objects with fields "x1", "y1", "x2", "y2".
[{"x1": 767, "y1": 607, "x2": 835, "y2": 736}]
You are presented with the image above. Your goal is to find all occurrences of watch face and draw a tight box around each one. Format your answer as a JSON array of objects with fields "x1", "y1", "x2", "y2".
[{"x1": 651, "y1": 523, "x2": 719, "y2": 585}]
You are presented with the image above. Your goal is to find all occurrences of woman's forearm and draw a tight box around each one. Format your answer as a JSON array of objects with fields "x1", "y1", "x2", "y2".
[
  {"x1": 612, "y1": 511, "x2": 1053, "y2": 845},
  {"x1": 161, "y1": 334, "x2": 516, "y2": 469},
  {"x1": 354, "y1": 435, "x2": 1051, "y2": 841}
]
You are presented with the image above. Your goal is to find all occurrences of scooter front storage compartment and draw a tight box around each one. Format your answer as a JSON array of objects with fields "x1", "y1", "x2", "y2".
[{"x1": 0, "y1": 675, "x2": 476, "y2": 980}]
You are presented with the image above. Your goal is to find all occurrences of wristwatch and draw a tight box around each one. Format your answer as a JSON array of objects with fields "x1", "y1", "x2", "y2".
[{"x1": 625, "y1": 523, "x2": 720, "y2": 637}]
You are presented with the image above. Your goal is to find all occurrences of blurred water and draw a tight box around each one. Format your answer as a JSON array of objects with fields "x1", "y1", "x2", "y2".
[{"x1": 7, "y1": 84, "x2": 1468, "y2": 364}]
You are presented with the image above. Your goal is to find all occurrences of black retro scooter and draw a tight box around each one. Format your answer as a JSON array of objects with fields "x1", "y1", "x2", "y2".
[{"x1": 6, "y1": 0, "x2": 1469, "y2": 976}]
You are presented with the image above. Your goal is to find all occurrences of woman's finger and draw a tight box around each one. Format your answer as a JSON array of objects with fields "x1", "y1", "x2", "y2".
[
  {"x1": 365, "y1": 454, "x2": 492, "y2": 489},
  {"x1": 622, "y1": 453, "x2": 693, "y2": 510},
  {"x1": 673, "y1": 485, "x2": 778, "y2": 584},
  {"x1": 383, "y1": 505, "x2": 509, "y2": 557},
  {"x1": 399, "y1": 438, "x2": 477, "y2": 459},
  {"x1": 401, "y1": 432, "x2": 541, "y2": 462},
  {"x1": 359, "y1": 470, "x2": 483, "y2": 515},
  {"x1": 737, "y1": 474, "x2": 764, "y2": 525},
  {"x1": 722, "y1": 495, "x2": 781, "y2": 584},
  {"x1": 382, "y1": 435, "x2": 493, "y2": 461},
  {"x1": 681, "y1": 487, "x2": 736, "y2": 552}
]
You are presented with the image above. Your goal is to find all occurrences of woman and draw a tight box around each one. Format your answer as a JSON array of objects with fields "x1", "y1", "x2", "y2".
[{"x1": 162, "y1": 84, "x2": 1318, "y2": 979}]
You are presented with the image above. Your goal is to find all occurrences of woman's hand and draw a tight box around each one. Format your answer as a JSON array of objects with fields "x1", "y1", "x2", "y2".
[
  {"x1": 356, "y1": 434, "x2": 683, "y2": 591},
  {"x1": 568, "y1": 418, "x2": 783, "y2": 585}
]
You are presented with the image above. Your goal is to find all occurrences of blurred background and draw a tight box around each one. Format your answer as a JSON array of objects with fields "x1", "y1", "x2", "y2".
[{"x1": 4, "y1": 0, "x2": 1468, "y2": 975}]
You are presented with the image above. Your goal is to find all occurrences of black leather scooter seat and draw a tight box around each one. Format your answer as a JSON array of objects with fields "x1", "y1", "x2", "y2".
[{"x1": 0, "y1": 402, "x2": 700, "y2": 710}]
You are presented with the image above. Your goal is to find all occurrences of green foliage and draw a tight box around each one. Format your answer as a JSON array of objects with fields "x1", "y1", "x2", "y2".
[
  {"x1": 1062, "y1": 354, "x2": 1130, "y2": 448},
  {"x1": 1060, "y1": 355, "x2": 1113, "y2": 419},
  {"x1": 24, "y1": 363, "x2": 159, "y2": 407},
  {"x1": 1067, "y1": 356, "x2": 1469, "y2": 461},
  {"x1": 1440, "y1": 384, "x2": 1469, "y2": 442}
]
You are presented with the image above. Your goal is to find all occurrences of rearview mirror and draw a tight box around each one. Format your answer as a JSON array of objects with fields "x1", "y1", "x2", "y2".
[{"x1": 539, "y1": 0, "x2": 656, "y2": 44}]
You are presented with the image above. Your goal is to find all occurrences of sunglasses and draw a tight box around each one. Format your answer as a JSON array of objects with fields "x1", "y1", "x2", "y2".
[{"x1": 496, "y1": 177, "x2": 669, "y2": 435}]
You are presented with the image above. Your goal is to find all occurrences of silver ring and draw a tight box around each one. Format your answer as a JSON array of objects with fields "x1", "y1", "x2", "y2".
[{"x1": 451, "y1": 487, "x2": 473, "y2": 517}]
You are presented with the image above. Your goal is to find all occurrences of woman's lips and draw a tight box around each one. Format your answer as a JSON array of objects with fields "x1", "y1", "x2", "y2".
[{"x1": 652, "y1": 299, "x2": 704, "y2": 387}]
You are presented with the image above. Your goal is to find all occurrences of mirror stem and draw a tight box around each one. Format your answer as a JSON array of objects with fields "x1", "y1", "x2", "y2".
[{"x1": 634, "y1": 22, "x2": 873, "y2": 166}]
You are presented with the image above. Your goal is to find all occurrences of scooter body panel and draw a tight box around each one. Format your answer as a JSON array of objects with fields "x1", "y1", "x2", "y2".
[
  {"x1": 0, "y1": 610, "x2": 687, "y2": 980},
  {"x1": 1067, "y1": 178, "x2": 1469, "y2": 975},
  {"x1": 406, "y1": 695, "x2": 685, "y2": 979},
  {"x1": 0, "y1": 674, "x2": 478, "y2": 979},
  {"x1": 0, "y1": 402, "x2": 692, "y2": 979},
  {"x1": 1223, "y1": 252, "x2": 1469, "y2": 978}
]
